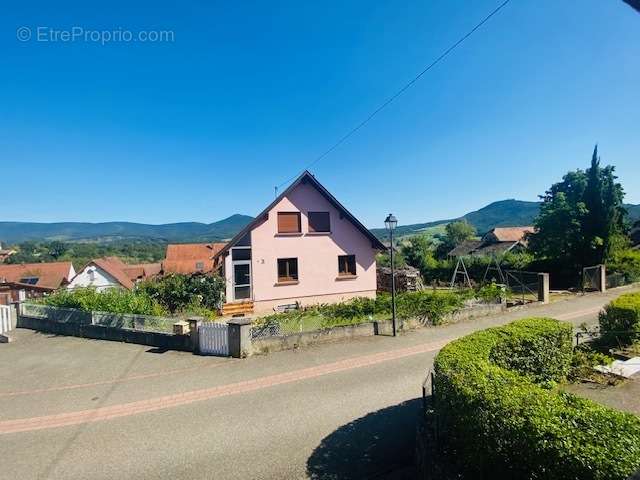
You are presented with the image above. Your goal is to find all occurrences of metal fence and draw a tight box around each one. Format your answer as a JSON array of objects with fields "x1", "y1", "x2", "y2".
[
  {"x1": 92, "y1": 311, "x2": 179, "y2": 333},
  {"x1": 21, "y1": 303, "x2": 90, "y2": 324},
  {"x1": 250, "y1": 314, "x2": 373, "y2": 340},
  {"x1": 605, "y1": 272, "x2": 634, "y2": 290},
  {"x1": 504, "y1": 270, "x2": 539, "y2": 304},
  {"x1": 21, "y1": 303, "x2": 179, "y2": 333}
]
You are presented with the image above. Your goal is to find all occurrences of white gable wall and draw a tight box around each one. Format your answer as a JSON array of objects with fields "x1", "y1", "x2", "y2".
[{"x1": 67, "y1": 265, "x2": 124, "y2": 291}]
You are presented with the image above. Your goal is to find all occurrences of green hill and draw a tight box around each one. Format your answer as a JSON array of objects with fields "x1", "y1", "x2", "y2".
[
  {"x1": 370, "y1": 199, "x2": 640, "y2": 239},
  {"x1": 0, "y1": 214, "x2": 253, "y2": 244}
]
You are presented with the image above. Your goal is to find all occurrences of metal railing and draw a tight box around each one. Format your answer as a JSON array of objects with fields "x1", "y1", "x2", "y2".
[{"x1": 21, "y1": 303, "x2": 179, "y2": 334}]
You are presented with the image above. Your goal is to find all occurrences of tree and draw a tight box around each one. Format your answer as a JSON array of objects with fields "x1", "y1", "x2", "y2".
[
  {"x1": 435, "y1": 220, "x2": 477, "y2": 258},
  {"x1": 445, "y1": 220, "x2": 476, "y2": 247},
  {"x1": 47, "y1": 241, "x2": 68, "y2": 259},
  {"x1": 528, "y1": 145, "x2": 627, "y2": 270},
  {"x1": 401, "y1": 235, "x2": 438, "y2": 273}
]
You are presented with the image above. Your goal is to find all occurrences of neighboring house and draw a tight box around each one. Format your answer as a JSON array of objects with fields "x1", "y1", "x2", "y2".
[
  {"x1": 67, "y1": 257, "x2": 161, "y2": 291},
  {"x1": 0, "y1": 261, "x2": 76, "y2": 302},
  {"x1": 162, "y1": 243, "x2": 226, "y2": 274},
  {"x1": 0, "y1": 242, "x2": 16, "y2": 263},
  {"x1": 213, "y1": 171, "x2": 385, "y2": 315},
  {"x1": 448, "y1": 226, "x2": 534, "y2": 257}
]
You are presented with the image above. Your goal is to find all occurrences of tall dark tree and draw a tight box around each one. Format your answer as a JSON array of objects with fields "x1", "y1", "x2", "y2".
[{"x1": 529, "y1": 145, "x2": 627, "y2": 271}]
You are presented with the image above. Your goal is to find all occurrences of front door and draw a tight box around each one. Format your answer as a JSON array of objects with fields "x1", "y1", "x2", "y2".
[{"x1": 232, "y1": 261, "x2": 251, "y2": 301}]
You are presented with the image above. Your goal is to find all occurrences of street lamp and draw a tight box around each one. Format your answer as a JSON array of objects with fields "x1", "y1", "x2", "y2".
[{"x1": 384, "y1": 213, "x2": 398, "y2": 337}]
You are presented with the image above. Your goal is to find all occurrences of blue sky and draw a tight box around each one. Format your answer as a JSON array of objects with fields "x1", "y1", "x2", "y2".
[{"x1": 1, "y1": 0, "x2": 638, "y2": 228}]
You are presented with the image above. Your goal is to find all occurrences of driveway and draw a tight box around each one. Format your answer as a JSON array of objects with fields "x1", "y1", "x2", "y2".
[{"x1": 0, "y1": 287, "x2": 636, "y2": 480}]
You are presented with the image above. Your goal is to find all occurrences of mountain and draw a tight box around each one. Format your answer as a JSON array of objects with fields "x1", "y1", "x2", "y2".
[
  {"x1": 370, "y1": 199, "x2": 640, "y2": 239},
  {"x1": 3, "y1": 200, "x2": 639, "y2": 245},
  {"x1": 0, "y1": 214, "x2": 254, "y2": 244}
]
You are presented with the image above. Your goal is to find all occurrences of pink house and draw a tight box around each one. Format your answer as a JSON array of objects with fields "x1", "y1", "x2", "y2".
[{"x1": 214, "y1": 171, "x2": 385, "y2": 315}]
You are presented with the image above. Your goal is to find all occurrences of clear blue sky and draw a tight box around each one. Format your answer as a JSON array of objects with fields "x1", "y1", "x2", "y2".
[{"x1": 2, "y1": 0, "x2": 638, "y2": 228}]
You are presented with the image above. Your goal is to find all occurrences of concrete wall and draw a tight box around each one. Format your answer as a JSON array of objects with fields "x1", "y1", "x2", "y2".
[
  {"x1": 252, "y1": 319, "x2": 394, "y2": 354},
  {"x1": 248, "y1": 181, "x2": 378, "y2": 307},
  {"x1": 67, "y1": 265, "x2": 122, "y2": 291},
  {"x1": 250, "y1": 301, "x2": 507, "y2": 354},
  {"x1": 17, "y1": 314, "x2": 193, "y2": 351}
]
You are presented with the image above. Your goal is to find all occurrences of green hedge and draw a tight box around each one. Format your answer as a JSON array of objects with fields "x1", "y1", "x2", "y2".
[
  {"x1": 599, "y1": 291, "x2": 640, "y2": 345},
  {"x1": 433, "y1": 317, "x2": 640, "y2": 479}
]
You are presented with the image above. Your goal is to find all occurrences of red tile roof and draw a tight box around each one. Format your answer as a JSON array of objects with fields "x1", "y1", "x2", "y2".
[
  {"x1": 486, "y1": 226, "x2": 535, "y2": 242},
  {"x1": 163, "y1": 243, "x2": 226, "y2": 274},
  {"x1": 82, "y1": 257, "x2": 162, "y2": 289},
  {"x1": 0, "y1": 262, "x2": 75, "y2": 290}
]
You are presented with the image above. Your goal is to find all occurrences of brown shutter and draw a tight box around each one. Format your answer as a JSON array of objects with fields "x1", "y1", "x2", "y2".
[
  {"x1": 308, "y1": 212, "x2": 330, "y2": 233},
  {"x1": 278, "y1": 212, "x2": 301, "y2": 233}
]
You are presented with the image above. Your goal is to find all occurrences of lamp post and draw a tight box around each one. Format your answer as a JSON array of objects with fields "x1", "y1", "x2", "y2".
[{"x1": 384, "y1": 213, "x2": 398, "y2": 337}]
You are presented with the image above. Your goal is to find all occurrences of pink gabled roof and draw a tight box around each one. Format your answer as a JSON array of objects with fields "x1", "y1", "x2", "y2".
[{"x1": 215, "y1": 170, "x2": 385, "y2": 258}]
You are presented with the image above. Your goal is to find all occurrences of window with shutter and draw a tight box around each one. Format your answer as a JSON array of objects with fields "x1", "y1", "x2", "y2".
[
  {"x1": 338, "y1": 255, "x2": 356, "y2": 276},
  {"x1": 277, "y1": 212, "x2": 301, "y2": 233},
  {"x1": 308, "y1": 212, "x2": 330, "y2": 233}
]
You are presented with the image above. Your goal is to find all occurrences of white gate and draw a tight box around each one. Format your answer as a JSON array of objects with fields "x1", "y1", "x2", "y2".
[
  {"x1": 199, "y1": 322, "x2": 229, "y2": 356},
  {"x1": 0, "y1": 305, "x2": 12, "y2": 336}
]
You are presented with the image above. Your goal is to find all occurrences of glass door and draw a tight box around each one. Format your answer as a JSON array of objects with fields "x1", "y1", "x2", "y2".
[{"x1": 233, "y1": 261, "x2": 251, "y2": 300}]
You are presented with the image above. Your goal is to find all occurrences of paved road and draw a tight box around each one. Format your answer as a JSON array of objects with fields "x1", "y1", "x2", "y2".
[{"x1": 0, "y1": 288, "x2": 635, "y2": 480}]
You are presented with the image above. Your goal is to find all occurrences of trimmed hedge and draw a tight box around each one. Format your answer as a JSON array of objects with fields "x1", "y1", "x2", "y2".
[
  {"x1": 599, "y1": 291, "x2": 640, "y2": 345},
  {"x1": 433, "y1": 317, "x2": 640, "y2": 479}
]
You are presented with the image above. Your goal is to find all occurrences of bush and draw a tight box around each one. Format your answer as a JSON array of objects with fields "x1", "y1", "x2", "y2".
[
  {"x1": 42, "y1": 287, "x2": 166, "y2": 316},
  {"x1": 253, "y1": 290, "x2": 466, "y2": 333},
  {"x1": 599, "y1": 291, "x2": 640, "y2": 345},
  {"x1": 137, "y1": 273, "x2": 225, "y2": 313},
  {"x1": 433, "y1": 317, "x2": 640, "y2": 479},
  {"x1": 608, "y1": 249, "x2": 640, "y2": 283}
]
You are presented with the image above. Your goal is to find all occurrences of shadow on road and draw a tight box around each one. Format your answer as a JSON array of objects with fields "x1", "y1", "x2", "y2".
[{"x1": 306, "y1": 398, "x2": 422, "y2": 480}]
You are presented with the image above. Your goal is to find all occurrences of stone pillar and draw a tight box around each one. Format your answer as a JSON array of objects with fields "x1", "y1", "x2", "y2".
[
  {"x1": 599, "y1": 264, "x2": 607, "y2": 293},
  {"x1": 188, "y1": 316, "x2": 204, "y2": 353},
  {"x1": 537, "y1": 273, "x2": 550, "y2": 304},
  {"x1": 227, "y1": 318, "x2": 253, "y2": 358}
]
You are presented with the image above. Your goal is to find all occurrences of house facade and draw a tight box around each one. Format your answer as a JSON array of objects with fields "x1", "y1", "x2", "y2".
[
  {"x1": 0, "y1": 261, "x2": 76, "y2": 302},
  {"x1": 67, "y1": 257, "x2": 161, "y2": 291},
  {"x1": 214, "y1": 171, "x2": 384, "y2": 314}
]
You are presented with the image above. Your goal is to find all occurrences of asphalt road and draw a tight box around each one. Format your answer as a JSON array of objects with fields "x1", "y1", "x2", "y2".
[{"x1": 0, "y1": 288, "x2": 635, "y2": 480}]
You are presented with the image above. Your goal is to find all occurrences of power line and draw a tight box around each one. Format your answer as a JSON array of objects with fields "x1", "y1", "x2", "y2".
[{"x1": 275, "y1": 0, "x2": 512, "y2": 194}]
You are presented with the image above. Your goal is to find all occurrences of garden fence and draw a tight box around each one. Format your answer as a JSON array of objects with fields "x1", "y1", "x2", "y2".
[
  {"x1": 21, "y1": 303, "x2": 179, "y2": 334},
  {"x1": 504, "y1": 270, "x2": 539, "y2": 304},
  {"x1": 0, "y1": 305, "x2": 12, "y2": 336}
]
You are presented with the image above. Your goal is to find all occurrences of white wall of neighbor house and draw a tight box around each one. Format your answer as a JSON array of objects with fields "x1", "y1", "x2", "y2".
[{"x1": 67, "y1": 266, "x2": 122, "y2": 291}]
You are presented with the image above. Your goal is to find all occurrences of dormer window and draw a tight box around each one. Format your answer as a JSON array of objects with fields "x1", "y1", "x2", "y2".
[{"x1": 19, "y1": 276, "x2": 39, "y2": 285}]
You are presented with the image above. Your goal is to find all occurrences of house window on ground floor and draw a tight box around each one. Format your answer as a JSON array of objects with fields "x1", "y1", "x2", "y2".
[
  {"x1": 338, "y1": 255, "x2": 356, "y2": 276},
  {"x1": 277, "y1": 258, "x2": 298, "y2": 282}
]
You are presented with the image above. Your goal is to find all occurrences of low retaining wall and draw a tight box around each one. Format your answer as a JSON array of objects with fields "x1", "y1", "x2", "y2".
[
  {"x1": 251, "y1": 302, "x2": 508, "y2": 355},
  {"x1": 17, "y1": 314, "x2": 193, "y2": 351},
  {"x1": 251, "y1": 319, "x2": 394, "y2": 354}
]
